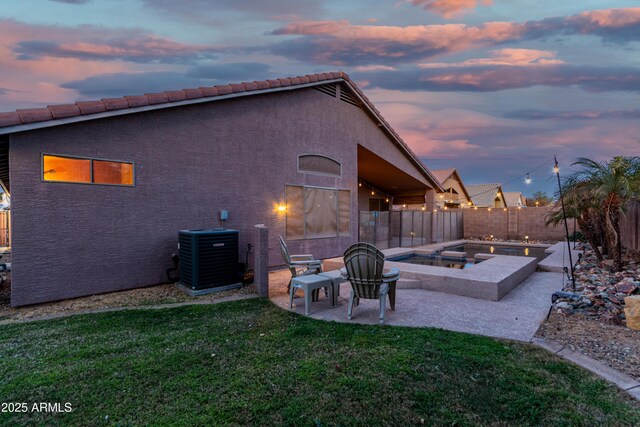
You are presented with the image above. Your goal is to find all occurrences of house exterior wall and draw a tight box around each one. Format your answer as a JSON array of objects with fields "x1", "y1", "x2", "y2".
[
  {"x1": 437, "y1": 177, "x2": 469, "y2": 208},
  {"x1": 9, "y1": 87, "x2": 430, "y2": 306}
]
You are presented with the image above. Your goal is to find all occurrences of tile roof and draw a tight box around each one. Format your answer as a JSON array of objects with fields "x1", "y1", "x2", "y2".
[
  {"x1": 0, "y1": 72, "x2": 346, "y2": 129},
  {"x1": 0, "y1": 71, "x2": 443, "y2": 192},
  {"x1": 466, "y1": 183, "x2": 504, "y2": 208},
  {"x1": 503, "y1": 191, "x2": 525, "y2": 207}
]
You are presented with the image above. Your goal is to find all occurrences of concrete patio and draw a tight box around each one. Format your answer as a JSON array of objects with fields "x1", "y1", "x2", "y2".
[{"x1": 269, "y1": 268, "x2": 566, "y2": 342}]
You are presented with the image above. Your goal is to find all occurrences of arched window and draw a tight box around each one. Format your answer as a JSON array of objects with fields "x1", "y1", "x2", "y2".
[{"x1": 297, "y1": 154, "x2": 341, "y2": 177}]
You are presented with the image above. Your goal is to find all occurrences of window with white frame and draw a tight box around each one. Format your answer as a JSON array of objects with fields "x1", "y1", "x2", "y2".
[{"x1": 285, "y1": 185, "x2": 350, "y2": 239}]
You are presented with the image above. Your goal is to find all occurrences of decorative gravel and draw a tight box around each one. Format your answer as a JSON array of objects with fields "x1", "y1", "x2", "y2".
[
  {"x1": 537, "y1": 245, "x2": 640, "y2": 381},
  {"x1": 537, "y1": 311, "x2": 640, "y2": 381}
]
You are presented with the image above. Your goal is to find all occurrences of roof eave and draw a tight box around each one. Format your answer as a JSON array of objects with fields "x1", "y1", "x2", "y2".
[
  {"x1": 0, "y1": 76, "x2": 444, "y2": 192},
  {"x1": 342, "y1": 80, "x2": 444, "y2": 192},
  {"x1": 0, "y1": 79, "x2": 343, "y2": 137}
]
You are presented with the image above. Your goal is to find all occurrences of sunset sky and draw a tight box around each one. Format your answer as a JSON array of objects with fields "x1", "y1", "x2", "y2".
[{"x1": 1, "y1": 1, "x2": 639, "y2": 196}]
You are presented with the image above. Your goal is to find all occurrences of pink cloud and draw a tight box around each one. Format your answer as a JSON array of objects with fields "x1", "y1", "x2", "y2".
[
  {"x1": 373, "y1": 96, "x2": 640, "y2": 169},
  {"x1": 404, "y1": 136, "x2": 484, "y2": 159},
  {"x1": 359, "y1": 63, "x2": 640, "y2": 92},
  {"x1": 420, "y1": 49, "x2": 564, "y2": 68},
  {"x1": 527, "y1": 124, "x2": 640, "y2": 160},
  {"x1": 0, "y1": 19, "x2": 206, "y2": 109},
  {"x1": 271, "y1": 20, "x2": 524, "y2": 65},
  {"x1": 271, "y1": 20, "x2": 351, "y2": 35},
  {"x1": 354, "y1": 65, "x2": 397, "y2": 72},
  {"x1": 271, "y1": 8, "x2": 640, "y2": 65},
  {"x1": 374, "y1": 103, "x2": 506, "y2": 159},
  {"x1": 409, "y1": 0, "x2": 493, "y2": 18},
  {"x1": 23, "y1": 37, "x2": 217, "y2": 63},
  {"x1": 568, "y1": 7, "x2": 640, "y2": 29}
]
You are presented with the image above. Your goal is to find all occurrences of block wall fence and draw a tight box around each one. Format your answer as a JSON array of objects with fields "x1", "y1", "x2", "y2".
[
  {"x1": 462, "y1": 206, "x2": 577, "y2": 241},
  {"x1": 621, "y1": 201, "x2": 640, "y2": 251}
]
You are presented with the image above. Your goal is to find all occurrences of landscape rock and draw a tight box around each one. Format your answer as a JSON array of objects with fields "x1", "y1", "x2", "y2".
[
  {"x1": 624, "y1": 296, "x2": 640, "y2": 331},
  {"x1": 614, "y1": 280, "x2": 638, "y2": 295},
  {"x1": 552, "y1": 245, "x2": 640, "y2": 325},
  {"x1": 555, "y1": 301, "x2": 573, "y2": 310}
]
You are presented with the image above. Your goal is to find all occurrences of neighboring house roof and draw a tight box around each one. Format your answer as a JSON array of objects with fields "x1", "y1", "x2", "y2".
[
  {"x1": 430, "y1": 168, "x2": 455, "y2": 184},
  {"x1": 431, "y1": 168, "x2": 472, "y2": 202},
  {"x1": 503, "y1": 191, "x2": 525, "y2": 207},
  {"x1": 466, "y1": 183, "x2": 505, "y2": 207},
  {"x1": 0, "y1": 71, "x2": 444, "y2": 192}
]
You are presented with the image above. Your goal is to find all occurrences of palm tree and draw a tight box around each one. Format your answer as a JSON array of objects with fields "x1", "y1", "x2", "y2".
[
  {"x1": 546, "y1": 179, "x2": 605, "y2": 261},
  {"x1": 550, "y1": 156, "x2": 640, "y2": 271}
]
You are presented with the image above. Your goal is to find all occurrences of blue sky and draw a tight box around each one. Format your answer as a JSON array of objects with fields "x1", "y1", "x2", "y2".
[{"x1": 1, "y1": 0, "x2": 639, "y2": 196}]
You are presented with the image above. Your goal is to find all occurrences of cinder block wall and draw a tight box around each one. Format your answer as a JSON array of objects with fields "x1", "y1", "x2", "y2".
[
  {"x1": 621, "y1": 200, "x2": 640, "y2": 251},
  {"x1": 463, "y1": 207, "x2": 576, "y2": 241}
]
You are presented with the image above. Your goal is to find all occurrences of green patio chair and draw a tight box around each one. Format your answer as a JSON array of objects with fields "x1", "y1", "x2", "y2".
[
  {"x1": 278, "y1": 235, "x2": 323, "y2": 294},
  {"x1": 342, "y1": 242, "x2": 400, "y2": 324}
]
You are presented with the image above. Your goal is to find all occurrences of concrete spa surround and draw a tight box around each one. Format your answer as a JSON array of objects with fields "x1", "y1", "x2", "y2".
[{"x1": 323, "y1": 240, "x2": 554, "y2": 301}]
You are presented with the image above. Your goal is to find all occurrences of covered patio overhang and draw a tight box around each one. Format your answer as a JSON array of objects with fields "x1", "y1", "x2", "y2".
[{"x1": 357, "y1": 145, "x2": 437, "y2": 207}]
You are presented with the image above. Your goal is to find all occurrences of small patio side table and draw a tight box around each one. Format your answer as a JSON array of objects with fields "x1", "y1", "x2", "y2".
[
  {"x1": 318, "y1": 270, "x2": 348, "y2": 308},
  {"x1": 290, "y1": 274, "x2": 333, "y2": 315}
]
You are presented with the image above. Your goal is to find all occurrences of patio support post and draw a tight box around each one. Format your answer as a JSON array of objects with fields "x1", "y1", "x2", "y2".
[{"x1": 254, "y1": 224, "x2": 269, "y2": 298}]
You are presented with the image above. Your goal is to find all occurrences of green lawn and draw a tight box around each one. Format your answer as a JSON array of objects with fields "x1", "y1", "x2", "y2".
[{"x1": 1, "y1": 298, "x2": 638, "y2": 426}]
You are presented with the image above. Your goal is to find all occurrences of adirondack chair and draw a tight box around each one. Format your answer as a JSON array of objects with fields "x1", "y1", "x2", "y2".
[
  {"x1": 278, "y1": 235, "x2": 323, "y2": 294},
  {"x1": 342, "y1": 242, "x2": 400, "y2": 324}
]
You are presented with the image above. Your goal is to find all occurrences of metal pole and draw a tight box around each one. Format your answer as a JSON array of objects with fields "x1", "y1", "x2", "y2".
[
  {"x1": 373, "y1": 211, "x2": 377, "y2": 246},
  {"x1": 398, "y1": 210, "x2": 403, "y2": 248},
  {"x1": 555, "y1": 155, "x2": 576, "y2": 291},
  {"x1": 388, "y1": 197, "x2": 393, "y2": 248}
]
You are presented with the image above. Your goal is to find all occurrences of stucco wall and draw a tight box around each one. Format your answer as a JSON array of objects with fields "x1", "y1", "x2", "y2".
[
  {"x1": 463, "y1": 206, "x2": 576, "y2": 241},
  {"x1": 9, "y1": 87, "x2": 429, "y2": 306},
  {"x1": 438, "y1": 177, "x2": 469, "y2": 208}
]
